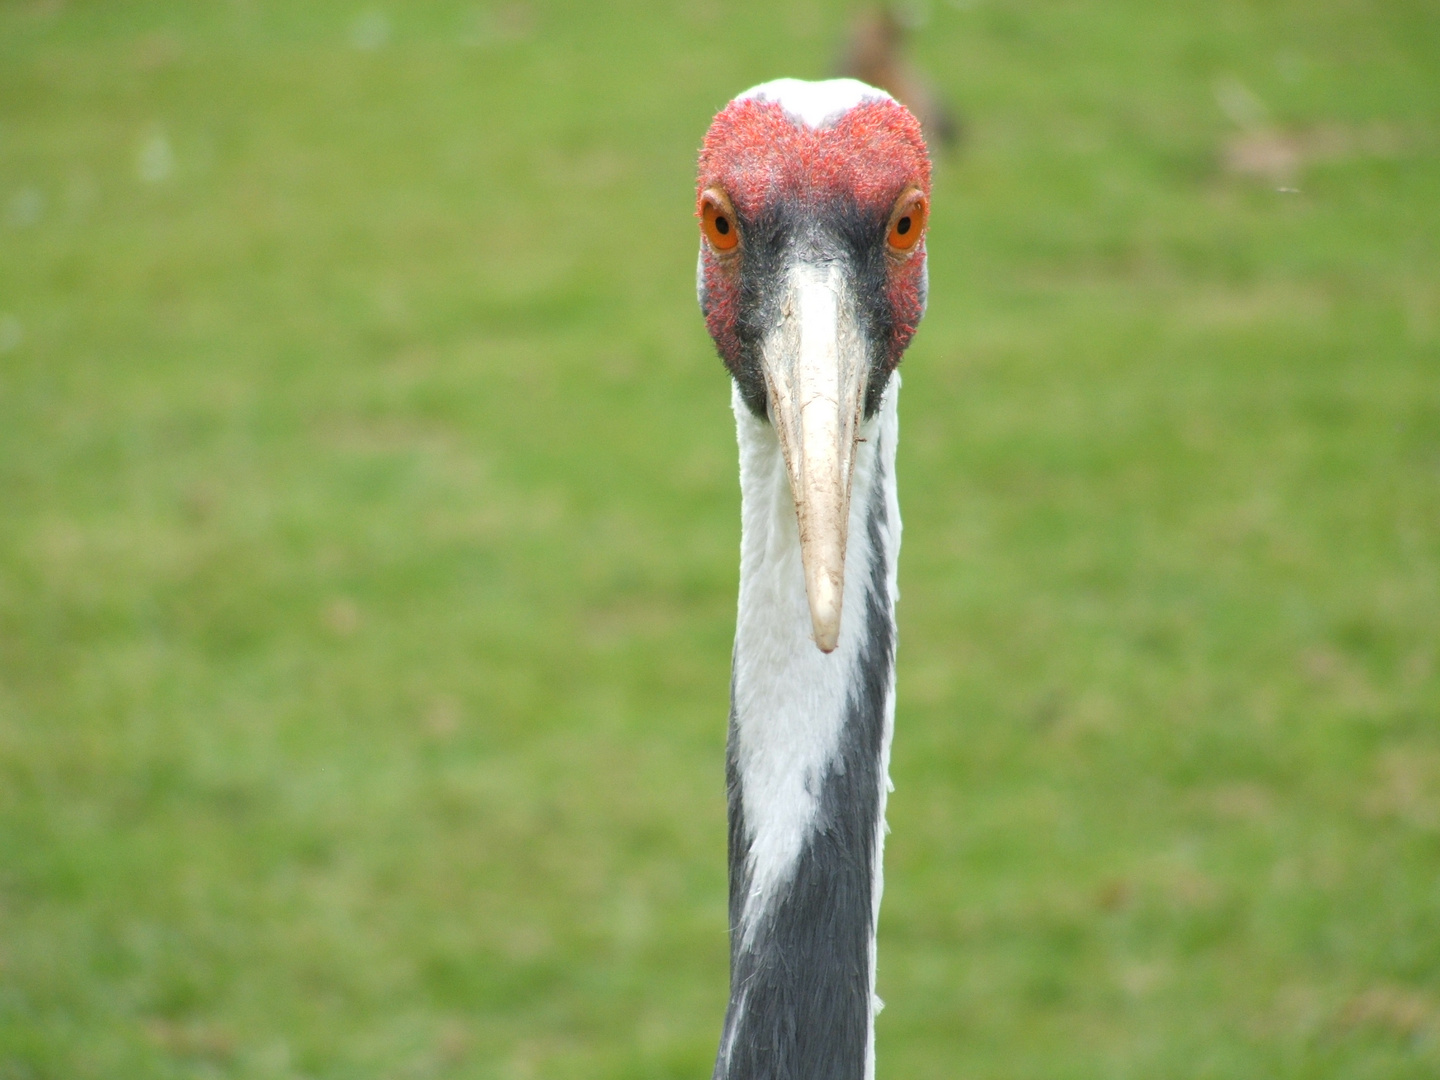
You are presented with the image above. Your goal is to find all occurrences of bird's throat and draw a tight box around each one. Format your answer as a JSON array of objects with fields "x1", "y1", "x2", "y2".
[{"x1": 716, "y1": 378, "x2": 901, "y2": 1080}]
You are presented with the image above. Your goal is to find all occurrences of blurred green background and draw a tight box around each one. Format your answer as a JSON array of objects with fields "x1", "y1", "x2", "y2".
[{"x1": 2, "y1": 0, "x2": 1438, "y2": 1076}]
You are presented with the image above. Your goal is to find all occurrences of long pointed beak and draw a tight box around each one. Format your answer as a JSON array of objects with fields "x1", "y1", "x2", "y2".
[{"x1": 761, "y1": 263, "x2": 869, "y2": 653}]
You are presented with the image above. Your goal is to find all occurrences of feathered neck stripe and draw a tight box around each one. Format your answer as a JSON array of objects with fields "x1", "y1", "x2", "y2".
[{"x1": 716, "y1": 375, "x2": 901, "y2": 1080}]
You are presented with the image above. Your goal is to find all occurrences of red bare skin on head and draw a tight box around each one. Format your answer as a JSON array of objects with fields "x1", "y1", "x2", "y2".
[
  {"x1": 698, "y1": 97, "x2": 930, "y2": 217},
  {"x1": 696, "y1": 97, "x2": 931, "y2": 375}
]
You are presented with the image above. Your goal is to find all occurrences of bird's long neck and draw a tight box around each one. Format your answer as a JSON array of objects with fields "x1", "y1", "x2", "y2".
[{"x1": 715, "y1": 377, "x2": 901, "y2": 1080}]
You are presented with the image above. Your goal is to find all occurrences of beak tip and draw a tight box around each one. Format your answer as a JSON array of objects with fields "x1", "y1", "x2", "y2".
[
  {"x1": 809, "y1": 599, "x2": 842, "y2": 654},
  {"x1": 806, "y1": 564, "x2": 845, "y2": 653}
]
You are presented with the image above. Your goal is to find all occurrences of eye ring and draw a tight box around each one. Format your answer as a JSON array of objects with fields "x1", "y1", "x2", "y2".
[
  {"x1": 700, "y1": 188, "x2": 740, "y2": 252},
  {"x1": 886, "y1": 189, "x2": 928, "y2": 253}
]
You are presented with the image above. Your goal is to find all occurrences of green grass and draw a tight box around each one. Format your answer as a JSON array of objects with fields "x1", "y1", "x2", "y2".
[{"x1": 1, "y1": 0, "x2": 1438, "y2": 1076}]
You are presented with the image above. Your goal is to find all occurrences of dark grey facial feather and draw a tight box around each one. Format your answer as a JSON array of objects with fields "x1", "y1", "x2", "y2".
[{"x1": 724, "y1": 198, "x2": 898, "y2": 422}]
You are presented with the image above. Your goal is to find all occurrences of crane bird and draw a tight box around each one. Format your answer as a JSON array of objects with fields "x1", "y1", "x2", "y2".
[{"x1": 695, "y1": 79, "x2": 930, "y2": 1080}]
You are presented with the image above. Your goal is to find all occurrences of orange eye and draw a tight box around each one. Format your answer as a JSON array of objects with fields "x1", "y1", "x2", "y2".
[
  {"x1": 886, "y1": 191, "x2": 928, "y2": 252},
  {"x1": 700, "y1": 189, "x2": 740, "y2": 252}
]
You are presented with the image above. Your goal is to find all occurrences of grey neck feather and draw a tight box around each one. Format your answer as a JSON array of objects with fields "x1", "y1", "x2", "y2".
[{"x1": 714, "y1": 378, "x2": 901, "y2": 1080}]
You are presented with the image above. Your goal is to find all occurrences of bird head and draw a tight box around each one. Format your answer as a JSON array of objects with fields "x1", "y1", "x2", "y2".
[{"x1": 697, "y1": 78, "x2": 930, "y2": 653}]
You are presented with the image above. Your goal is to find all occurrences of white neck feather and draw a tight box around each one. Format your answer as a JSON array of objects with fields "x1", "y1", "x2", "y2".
[{"x1": 727, "y1": 375, "x2": 901, "y2": 1079}]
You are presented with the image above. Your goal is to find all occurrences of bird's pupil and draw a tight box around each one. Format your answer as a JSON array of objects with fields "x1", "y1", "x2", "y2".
[
  {"x1": 715, "y1": 216, "x2": 730, "y2": 235},
  {"x1": 897, "y1": 216, "x2": 911, "y2": 235}
]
